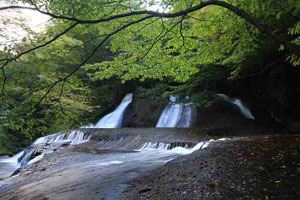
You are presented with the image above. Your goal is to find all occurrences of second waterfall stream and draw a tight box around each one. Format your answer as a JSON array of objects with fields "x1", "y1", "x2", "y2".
[
  {"x1": 0, "y1": 93, "x2": 229, "y2": 182},
  {"x1": 156, "y1": 96, "x2": 197, "y2": 128}
]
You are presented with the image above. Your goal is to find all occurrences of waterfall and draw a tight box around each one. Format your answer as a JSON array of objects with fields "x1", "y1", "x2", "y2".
[
  {"x1": 156, "y1": 96, "x2": 196, "y2": 128},
  {"x1": 137, "y1": 142, "x2": 192, "y2": 151},
  {"x1": 138, "y1": 142, "x2": 172, "y2": 150},
  {"x1": 33, "y1": 130, "x2": 90, "y2": 146},
  {"x1": 94, "y1": 93, "x2": 133, "y2": 128},
  {"x1": 137, "y1": 138, "x2": 230, "y2": 155},
  {"x1": 0, "y1": 130, "x2": 89, "y2": 175},
  {"x1": 217, "y1": 94, "x2": 255, "y2": 120},
  {"x1": 0, "y1": 94, "x2": 133, "y2": 178}
]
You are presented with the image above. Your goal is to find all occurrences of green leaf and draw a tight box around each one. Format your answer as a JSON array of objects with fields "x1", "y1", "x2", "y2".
[{"x1": 278, "y1": 44, "x2": 284, "y2": 51}]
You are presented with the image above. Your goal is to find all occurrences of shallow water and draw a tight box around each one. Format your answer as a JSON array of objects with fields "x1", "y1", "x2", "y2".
[{"x1": 0, "y1": 138, "x2": 228, "y2": 199}]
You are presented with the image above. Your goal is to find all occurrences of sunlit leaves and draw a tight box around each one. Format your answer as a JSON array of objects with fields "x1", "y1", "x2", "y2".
[
  {"x1": 287, "y1": 22, "x2": 300, "y2": 66},
  {"x1": 1, "y1": 0, "x2": 299, "y2": 142}
]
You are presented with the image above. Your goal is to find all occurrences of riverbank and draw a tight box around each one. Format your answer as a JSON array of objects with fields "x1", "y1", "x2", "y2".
[
  {"x1": 123, "y1": 135, "x2": 300, "y2": 199},
  {"x1": 1, "y1": 134, "x2": 299, "y2": 199}
]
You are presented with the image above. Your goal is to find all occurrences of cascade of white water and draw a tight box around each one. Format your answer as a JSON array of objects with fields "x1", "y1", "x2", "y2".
[
  {"x1": 217, "y1": 94, "x2": 255, "y2": 120},
  {"x1": 0, "y1": 130, "x2": 90, "y2": 172},
  {"x1": 156, "y1": 96, "x2": 196, "y2": 128},
  {"x1": 94, "y1": 93, "x2": 133, "y2": 128},
  {"x1": 0, "y1": 94, "x2": 133, "y2": 177},
  {"x1": 19, "y1": 147, "x2": 37, "y2": 167},
  {"x1": 156, "y1": 104, "x2": 183, "y2": 128},
  {"x1": 33, "y1": 130, "x2": 90, "y2": 146},
  {"x1": 138, "y1": 142, "x2": 172, "y2": 150},
  {"x1": 137, "y1": 138, "x2": 230, "y2": 155},
  {"x1": 0, "y1": 151, "x2": 24, "y2": 164}
]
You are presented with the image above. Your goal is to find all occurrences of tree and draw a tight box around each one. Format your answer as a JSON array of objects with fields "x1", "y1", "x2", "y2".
[
  {"x1": 0, "y1": 0, "x2": 299, "y2": 147},
  {"x1": 0, "y1": 0, "x2": 298, "y2": 84}
]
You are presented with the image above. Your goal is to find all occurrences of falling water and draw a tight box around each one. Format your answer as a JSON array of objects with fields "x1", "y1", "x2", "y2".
[
  {"x1": 232, "y1": 99, "x2": 255, "y2": 120},
  {"x1": 156, "y1": 96, "x2": 197, "y2": 128},
  {"x1": 137, "y1": 138, "x2": 230, "y2": 155},
  {"x1": 0, "y1": 130, "x2": 90, "y2": 179},
  {"x1": 217, "y1": 94, "x2": 255, "y2": 120},
  {"x1": 33, "y1": 130, "x2": 90, "y2": 146},
  {"x1": 94, "y1": 93, "x2": 133, "y2": 128},
  {"x1": 138, "y1": 142, "x2": 172, "y2": 150},
  {"x1": 0, "y1": 94, "x2": 133, "y2": 179}
]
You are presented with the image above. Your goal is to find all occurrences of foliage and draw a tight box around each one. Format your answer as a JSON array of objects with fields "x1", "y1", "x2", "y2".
[
  {"x1": 0, "y1": 127, "x2": 12, "y2": 156},
  {"x1": 287, "y1": 22, "x2": 300, "y2": 66},
  {"x1": 136, "y1": 82, "x2": 169, "y2": 103},
  {"x1": 0, "y1": 22, "x2": 96, "y2": 146},
  {"x1": 0, "y1": 0, "x2": 299, "y2": 152}
]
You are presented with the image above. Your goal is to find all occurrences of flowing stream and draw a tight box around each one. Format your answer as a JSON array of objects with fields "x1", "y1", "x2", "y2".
[
  {"x1": 0, "y1": 93, "x2": 133, "y2": 179},
  {"x1": 0, "y1": 93, "x2": 231, "y2": 199},
  {"x1": 156, "y1": 96, "x2": 197, "y2": 127},
  {"x1": 94, "y1": 93, "x2": 133, "y2": 128},
  {"x1": 0, "y1": 137, "x2": 229, "y2": 199}
]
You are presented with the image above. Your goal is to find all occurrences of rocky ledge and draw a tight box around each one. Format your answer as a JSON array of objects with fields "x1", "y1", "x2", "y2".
[
  {"x1": 1, "y1": 134, "x2": 300, "y2": 200},
  {"x1": 123, "y1": 135, "x2": 300, "y2": 200}
]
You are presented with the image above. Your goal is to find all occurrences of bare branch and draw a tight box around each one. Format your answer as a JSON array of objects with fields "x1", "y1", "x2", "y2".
[
  {"x1": 134, "y1": 17, "x2": 161, "y2": 33},
  {"x1": 0, "y1": 5, "x2": 35, "y2": 11},
  {"x1": 0, "y1": 60, "x2": 9, "y2": 70},
  {"x1": 138, "y1": 18, "x2": 182, "y2": 61},
  {"x1": 1, "y1": 0, "x2": 299, "y2": 56},
  {"x1": 57, "y1": 79, "x2": 66, "y2": 102},
  {"x1": 1, "y1": 64, "x2": 7, "y2": 103},
  {"x1": 24, "y1": 15, "x2": 153, "y2": 113},
  {"x1": 0, "y1": 0, "x2": 272, "y2": 27},
  {"x1": 178, "y1": 15, "x2": 186, "y2": 51},
  {"x1": 67, "y1": 33, "x2": 108, "y2": 53},
  {"x1": 233, "y1": 60, "x2": 278, "y2": 80},
  {"x1": 0, "y1": 23, "x2": 78, "y2": 63},
  {"x1": 0, "y1": 61, "x2": 9, "y2": 101}
]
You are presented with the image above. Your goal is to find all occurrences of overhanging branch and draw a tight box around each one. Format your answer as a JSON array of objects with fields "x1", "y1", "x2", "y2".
[
  {"x1": 1, "y1": 0, "x2": 299, "y2": 56},
  {"x1": 25, "y1": 15, "x2": 153, "y2": 113},
  {"x1": 0, "y1": 23, "x2": 78, "y2": 63}
]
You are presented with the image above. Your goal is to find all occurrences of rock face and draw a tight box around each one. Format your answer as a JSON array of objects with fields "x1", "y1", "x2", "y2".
[
  {"x1": 128, "y1": 96, "x2": 286, "y2": 135},
  {"x1": 123, "y1": 135, "x2": 300, "y2": 200},
  {"x1": 124, "y1": 59, "x2": 300, "y2": 132},
  {"x1": 126, "y1": 98, "x2": 167, "y2": 127},
  {"x1": 94, "y1": 78, "x2": 299, "y2": 134},
  {"x1": 83, "y1": 128, "x2": 210, "y2": 149},
  {"x1": 224, "y1": 60, "x2": 300, "y2": 132},
  {"x1": 122, "y1": 93, "x2": 290, "y2": 136},
  {"x1": 196, "y1": 98, "x2": 285, "y2": 136}
]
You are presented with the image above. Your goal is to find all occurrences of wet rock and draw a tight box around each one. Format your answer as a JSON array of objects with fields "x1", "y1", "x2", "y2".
[
  {"x1": 139, "y1": 188, "x2": 151, "y2": 193},
  {"x1": 123, "y1": 135, "x2": 300, "y2": 200}
]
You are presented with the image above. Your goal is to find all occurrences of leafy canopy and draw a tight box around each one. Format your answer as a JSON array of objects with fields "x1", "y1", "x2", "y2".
[{"x1": 0, "y1": 0, "x2": 299, "y2": 149}]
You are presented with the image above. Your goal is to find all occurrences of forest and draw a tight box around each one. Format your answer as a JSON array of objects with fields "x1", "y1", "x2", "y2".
[
  {"x1": 0, "y1": 0, "x2": 300, "y2": 199},
  {"x1": 1, "y1": 0, "x2": 299, "y2": 154}
]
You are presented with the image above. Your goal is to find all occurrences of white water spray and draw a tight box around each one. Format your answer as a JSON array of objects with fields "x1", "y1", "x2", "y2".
[
  {"x1": 217, "y1": 94, "x2": 255, "y2": 120},
  {"x1": 0, "y1": 94, "x2": 133, "y2": 178},
  {"x1": 94, "y1": 93, "x2": 133, "y2": 128},
  {"x1": 156, "y1": 96, "x2": 196, "y2": 128},
  {"x1": 138, "y1": 138, "x2": 230, "y2": 155},
  {"x1": 0, "y1": 130, "x2": 89, "y2": 178}
]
